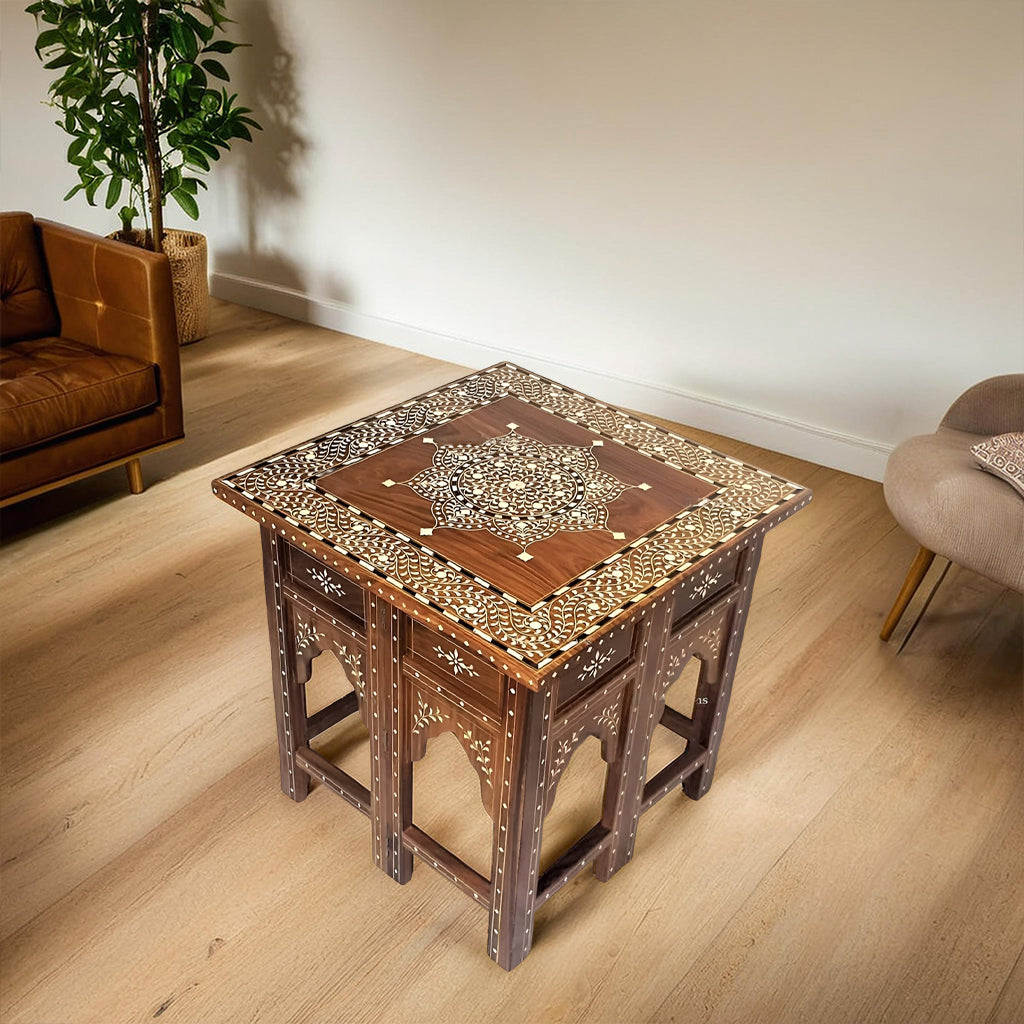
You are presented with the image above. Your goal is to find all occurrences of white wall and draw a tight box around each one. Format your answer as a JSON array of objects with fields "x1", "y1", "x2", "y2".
[{"x1": 3, "y1": 1, "x2": 1022, "y2": 479}]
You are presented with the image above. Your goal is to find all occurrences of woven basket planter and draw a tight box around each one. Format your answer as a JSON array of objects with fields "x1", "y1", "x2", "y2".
[{"x1": 109, "y1": 228, "x2": 209, "y2": 345}]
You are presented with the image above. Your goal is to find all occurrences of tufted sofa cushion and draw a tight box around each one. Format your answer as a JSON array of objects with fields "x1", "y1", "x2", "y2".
[
  {"x1": 0, "y1": 337, "x2": 158, "y2": 454},
  {"x1": 1, "y1": 212, "x2": 60, "y2": 343},
  {"x1": 0, "y1": 212, "x2": 183, "y2": 504}
]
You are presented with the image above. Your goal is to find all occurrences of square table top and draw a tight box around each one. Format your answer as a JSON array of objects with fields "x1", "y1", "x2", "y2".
[{"x1": 213, "y1": 363, "x2": 810, "y2": 679}]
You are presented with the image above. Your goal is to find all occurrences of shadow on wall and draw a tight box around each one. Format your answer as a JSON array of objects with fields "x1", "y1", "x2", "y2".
[{"x1": 213, "y1": 0, "x2": 334, "y2": 308}]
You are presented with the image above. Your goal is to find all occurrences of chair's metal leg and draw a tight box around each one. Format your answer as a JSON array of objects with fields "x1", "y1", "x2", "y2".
[{"x1": 880, "y1": 546, "x2": 935, "y2": 640}]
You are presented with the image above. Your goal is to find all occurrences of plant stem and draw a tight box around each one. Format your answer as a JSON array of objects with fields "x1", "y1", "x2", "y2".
[{"x1": 135, "y1": 0, "x2": 163, "y2": 253}]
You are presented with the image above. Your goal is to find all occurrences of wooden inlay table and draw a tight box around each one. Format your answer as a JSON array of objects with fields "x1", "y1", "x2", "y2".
[{"x1": 212, "y1": 363, "x2": 811, "y2": 970}]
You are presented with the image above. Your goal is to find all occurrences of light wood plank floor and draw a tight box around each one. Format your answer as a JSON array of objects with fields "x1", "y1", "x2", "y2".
[{"x1": 1, "y1": 301, "x2": 1021, "y2": 1024}]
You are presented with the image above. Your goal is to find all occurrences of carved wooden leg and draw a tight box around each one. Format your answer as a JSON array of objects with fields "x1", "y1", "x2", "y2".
[
  {"x1": 880, "y1": 546, "x2": 936, "y2": 641},
  {"x1": 367, "y1": 593, "x2": 413, "y2": 883},
  {"x1": 684, "y1": 537, "x2": 763, "y2": 800},
  {"x1": 260, "y1": 528, "x2": 310, "y2": 802},
  {"x1": 125, "y1": 458, "x2": 144, "y2": 494},
  {"x1": 488, "y1": 682, "x2": 554, "y2": 971},
  {"x1": 595, "y1": 596, "x2": 673, "y2": 881}
]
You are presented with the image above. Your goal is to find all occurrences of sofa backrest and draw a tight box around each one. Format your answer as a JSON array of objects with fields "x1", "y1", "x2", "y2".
[{"x1": 1, "y1": 212, "x2": 61, "y2": 344}]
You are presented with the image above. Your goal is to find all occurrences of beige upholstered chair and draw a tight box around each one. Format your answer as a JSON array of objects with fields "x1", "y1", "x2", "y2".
[{"x1": 880, "y1": 374, "x2": 1024, "y2": 640}]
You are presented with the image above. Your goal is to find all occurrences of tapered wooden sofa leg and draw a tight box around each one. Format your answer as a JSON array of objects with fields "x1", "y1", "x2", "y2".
[
  {"x1": 880, "y1": 546, "x2": 935, "y2": 641},
  {"x1": 125, "y1": 459, "x2": 144, "y2": 494}
]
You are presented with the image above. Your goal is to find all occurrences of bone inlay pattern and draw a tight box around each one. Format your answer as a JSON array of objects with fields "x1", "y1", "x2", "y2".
[
  {"x1": 220, "y1": 366, "x2": 812, "y2": 973},
  {"x1": 331, "y1": 642, "x2": 364, "y2": 698},
  {"x1": 214, "y1": 363, "x2": 808, "y2": 673},
  {"x1": 397, "y1": 425, "x2": 645, "y2": 558}
]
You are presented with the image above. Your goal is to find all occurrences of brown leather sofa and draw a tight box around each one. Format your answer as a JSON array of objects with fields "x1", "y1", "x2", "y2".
[{"x1": 1, "y1": 212, "x2": 184, "y2": 505}]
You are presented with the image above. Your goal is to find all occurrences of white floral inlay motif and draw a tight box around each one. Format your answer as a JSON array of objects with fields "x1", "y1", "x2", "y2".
[
  {"x1": 690, "y1": 570, "x2": 722, "y2": 600},
  {"x1": 699, "y1": 626, "x2": 721, "y2": 647},
  {"x1": 595, "y1": 705, "x2": 619, "y2": 736},
  {"x1": 550, "y1": 730, "x2": 582, "y2": 779},
  {"x1": 462, "y1": 728, "x2": 493, "y2": 782},
  {"x1": 294, "y1": 620, "x2": 323, "y2": 651},
  {"x1": 307, "y1": 565, "x2": 345, "y2": 598},
  {"x1": 433, "y1": 645, "x2": 478, "y2": 678},
  {"x1": 412, "y1": 696, "x2": 447, "y2": 734},
  {"x1": 662, "y1": 652, "x2": 687, "y2": 695},
  {"x1": 332, "y1": 642, "x2": 363, "y2": 695},
  {"x1": 580, "y1": 647, "x2": 614, "y2": 682}
]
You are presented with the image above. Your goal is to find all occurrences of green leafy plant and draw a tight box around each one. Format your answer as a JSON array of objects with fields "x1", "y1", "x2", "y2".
[{"x1": 27, "y1": 0, "x2": 260, "y2": 253}]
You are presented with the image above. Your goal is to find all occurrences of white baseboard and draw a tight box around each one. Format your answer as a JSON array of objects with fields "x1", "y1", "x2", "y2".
[{"x1": 211, "y1": 271, "x2": 892, "y2": 481}]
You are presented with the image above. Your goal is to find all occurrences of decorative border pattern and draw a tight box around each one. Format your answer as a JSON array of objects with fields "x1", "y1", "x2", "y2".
[{"x1": 213, "y1": 363, "x2": 809, "y2": 669}]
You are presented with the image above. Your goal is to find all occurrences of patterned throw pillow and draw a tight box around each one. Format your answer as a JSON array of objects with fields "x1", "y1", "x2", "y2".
[{"x1": 971, "y1": 432, "x2": 1024, "y2": 498}]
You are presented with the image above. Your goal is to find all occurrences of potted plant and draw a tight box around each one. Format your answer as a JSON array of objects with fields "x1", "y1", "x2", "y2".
[{"x1": 27, "y1": 0, "x2": 260, "y2": 344}]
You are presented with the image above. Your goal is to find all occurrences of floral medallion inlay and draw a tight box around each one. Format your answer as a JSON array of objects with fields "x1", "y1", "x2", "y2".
[{"x1": 394, "y1": 425, "x2": 647, "y2": 560}]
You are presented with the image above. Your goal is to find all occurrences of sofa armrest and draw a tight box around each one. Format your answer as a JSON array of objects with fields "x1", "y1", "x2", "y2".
[
  {"x1": 36, "y1": 218, "x2": 183, "y2": 435},
  {"x1": 940, "y1": 374, "x2": 1024, "y2": 436}
]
